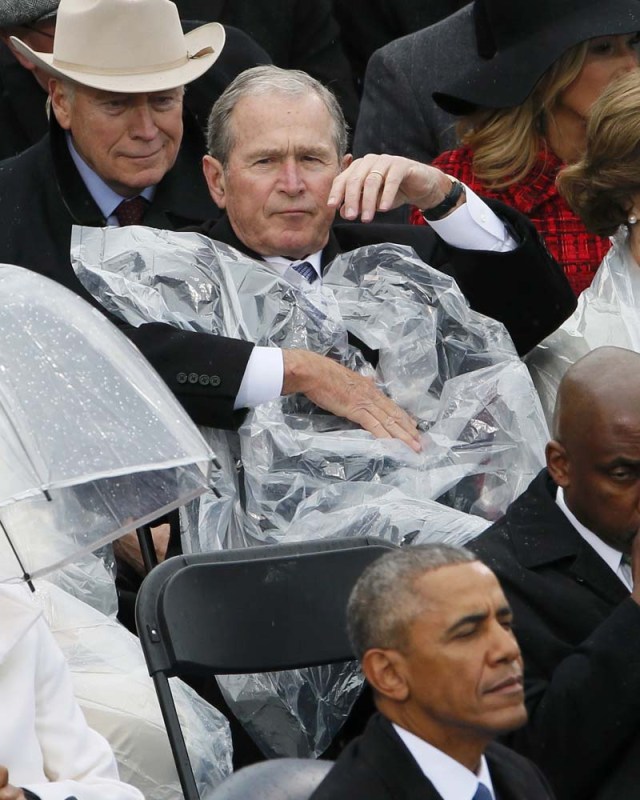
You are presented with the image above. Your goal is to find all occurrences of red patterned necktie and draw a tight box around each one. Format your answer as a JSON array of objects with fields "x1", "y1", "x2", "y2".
[{"x1": 114, "y1": 196, "x2": 148, "y2": 226}]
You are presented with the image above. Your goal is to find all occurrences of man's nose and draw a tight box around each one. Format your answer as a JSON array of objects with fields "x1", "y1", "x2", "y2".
[
  {"x1": 129, "y1": 103, "x2": 159, "y2": 139},
  {"x1": 278, "y1": 160, "x2": 304, "y2": 194},
  {"x1": 490, "y1": 621, "x2": 521, "y2": 664}
]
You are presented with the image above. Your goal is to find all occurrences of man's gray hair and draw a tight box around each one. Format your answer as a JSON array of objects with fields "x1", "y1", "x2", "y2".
[
  {"x1": 206, "y1": 64, "x2": 349, "y2": 167},
  {"x1": 348, "y1": 544, "x2": 477, "y2": 661}
]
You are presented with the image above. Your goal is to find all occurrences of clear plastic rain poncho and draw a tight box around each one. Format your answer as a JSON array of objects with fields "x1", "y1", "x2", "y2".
[
  {"x1": 527, "y1": 228, "x2": 640, "y2": 424},
  {"x1": 72, "y1": 225, "x2": 549, "y2": 757}
]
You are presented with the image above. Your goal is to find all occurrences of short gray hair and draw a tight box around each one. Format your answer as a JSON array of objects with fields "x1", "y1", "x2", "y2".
[
  {"x1": 206, "y1": 64, "x2": 349, "y2": 167},
  {"x1": 348, "y1": 544, "x2": 477, "y2": 661}
]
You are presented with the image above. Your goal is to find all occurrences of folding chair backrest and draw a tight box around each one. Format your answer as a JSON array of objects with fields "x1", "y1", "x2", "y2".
[{"x1": 135, "y1": 536, "x2": 397, "y2": 799}]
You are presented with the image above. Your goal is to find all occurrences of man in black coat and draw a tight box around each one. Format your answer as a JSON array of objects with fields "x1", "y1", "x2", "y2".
[
  {"x1": 199, "y1": 64, "x2": 575, "y2": 359},
  {"x1": 0, "y1": 0, "x2": 272, "y2": 161},
  {"x1": 470, "y1": 346, "x2": 640, "y2": 800},
  {"x1": 310, "y1": 544, "x2": 555, "y2": 799}
]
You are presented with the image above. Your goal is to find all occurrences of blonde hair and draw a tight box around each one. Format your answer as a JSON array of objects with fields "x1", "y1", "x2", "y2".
[
  {"x1": 458, "y1": 41, "x2": 588, "y2": 189},
  {"x1": 558, "y1": 69, "x2": 640, "y2": 236}
]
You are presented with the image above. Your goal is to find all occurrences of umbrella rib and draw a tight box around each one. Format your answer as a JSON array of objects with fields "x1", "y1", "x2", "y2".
[{"x1": 0, "y1": 514, "x2": 35, "y2": 592}]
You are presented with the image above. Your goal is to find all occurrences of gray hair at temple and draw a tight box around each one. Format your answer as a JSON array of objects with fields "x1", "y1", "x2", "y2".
[
  {"x1": 206, "y1": 64, "x2": 349, "y2": 167},
  {"x1": 347, "y1": 544, "x2": 477, "y2": 661}
]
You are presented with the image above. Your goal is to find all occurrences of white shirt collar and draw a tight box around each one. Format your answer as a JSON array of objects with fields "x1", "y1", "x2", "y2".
[
  {"x1": 392, "y1": 723, "x2": 495, "y2": 800},
  {"x1": 555, "y1": 486, "x2": 632, "y2": 590},
  {"x1": 263, "y1": 251, "x2": 323, "y2": 281},
  {"x1": 66, "y1": 134, "x2": 155, "y2": 224}
]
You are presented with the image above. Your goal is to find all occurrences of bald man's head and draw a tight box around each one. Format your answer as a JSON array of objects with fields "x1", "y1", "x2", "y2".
[{"x1": 547, "y1": 347, "x2": 640, "y2": 552}]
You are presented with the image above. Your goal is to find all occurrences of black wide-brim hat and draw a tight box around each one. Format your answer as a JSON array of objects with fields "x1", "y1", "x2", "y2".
[{"x1": 433, "y1": 0, "x2": 640, "y2": 115}]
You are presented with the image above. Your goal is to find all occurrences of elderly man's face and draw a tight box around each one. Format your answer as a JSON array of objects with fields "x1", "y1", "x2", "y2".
[
  {"x1": 50, "y1": 81, "x2": 184, "y2": 197},
  {"x1": 203, "y1": 92, "x2": 350, "y2": 259},
  {"x1": 393, "y1": 562, "x2": 526, "y2": 754}
]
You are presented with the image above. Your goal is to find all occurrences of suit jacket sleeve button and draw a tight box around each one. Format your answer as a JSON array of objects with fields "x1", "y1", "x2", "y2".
[
  {"x1": 176, "y1": 372, "x2": 187, "y2": 384},
  {"x1": 188, "y1": 372, "x2": 199, "y2": 384},
  {"x1": 210, "y1": 375, "x2": 221, "y2": 387},
  {"x1": 198, "y1": 374, "x2": 210, "y2": 386}
]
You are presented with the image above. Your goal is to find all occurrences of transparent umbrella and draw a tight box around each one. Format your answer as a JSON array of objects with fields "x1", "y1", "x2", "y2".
[{"x1": 0, "y1": 264, "x2": 215, "y2": 585}]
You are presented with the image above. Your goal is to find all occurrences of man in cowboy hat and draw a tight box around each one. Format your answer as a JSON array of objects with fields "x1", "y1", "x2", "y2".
[
  {"x1": 0, "y1": 0, "x2": 272, "y2": 161},
  {"x1": 0, "y1": 0, "x2": 426, "y2": 451},
  {"x1": 309, "y1": 544, "x2": 554, "y2": 800}
]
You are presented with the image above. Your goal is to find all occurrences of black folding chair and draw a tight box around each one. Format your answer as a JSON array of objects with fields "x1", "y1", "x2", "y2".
[{"x1": 135, "y1": 537, "x2": 397, "y2": 800}]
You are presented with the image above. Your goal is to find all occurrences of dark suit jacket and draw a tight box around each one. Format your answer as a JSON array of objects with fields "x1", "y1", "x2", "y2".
[
  {"x1": 310, "y1": 713, "x2": 555, "y2": 799},
  {"x1": 0, "y1": 114, "x2": 253, "y2": 430},
  {"x1": 196, "y1": 201, "x2": 577, "y2": 357},
  {"x1": 0, "y1": 24, "x2": 271, "y2": 162},
  {"x1": 333, "y1": 0, "x2": 467, "y2": 90},
  {"x1": 353, "y1": 5, "x2": 473, "y2": 162},
  {"x1": 470, "y1": 470, "x2": 640, "y2": 800}
]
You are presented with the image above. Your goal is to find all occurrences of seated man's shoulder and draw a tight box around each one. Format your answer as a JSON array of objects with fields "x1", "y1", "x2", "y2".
[{"x1": 486, "y1": 741, "x2": 555, "y2": 798}]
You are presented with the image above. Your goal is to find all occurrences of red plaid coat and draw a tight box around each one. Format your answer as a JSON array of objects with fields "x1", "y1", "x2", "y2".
[{"x1": 410, "y1": 146, "x2": 610, "y2": 296}]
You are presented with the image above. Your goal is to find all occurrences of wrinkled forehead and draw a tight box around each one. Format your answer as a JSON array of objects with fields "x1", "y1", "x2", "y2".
[
  {"x1": 410, "y1": 562, "x2": 507, "y2": 625},
  {"x1": 229, "y1": 91, "x2": 339, "y2": 153}
]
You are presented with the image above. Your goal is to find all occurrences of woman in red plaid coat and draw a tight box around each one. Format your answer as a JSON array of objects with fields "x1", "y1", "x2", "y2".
[{"x1": 410, "y1": 0, "x2": 640, "y2": 297}]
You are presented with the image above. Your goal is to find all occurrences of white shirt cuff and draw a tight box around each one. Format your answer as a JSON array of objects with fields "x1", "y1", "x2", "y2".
[
  {"x1": 427, "y1": 185, "x2": 517, "y2": 252},
  {"x1": 233, "y1": 346, "x2": 284, "y2": 410}
]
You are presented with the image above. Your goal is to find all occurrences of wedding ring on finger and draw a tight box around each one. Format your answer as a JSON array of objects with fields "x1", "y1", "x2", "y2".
[{"x1": 369, "y1": 170, "x2": 385, "y2": 179}]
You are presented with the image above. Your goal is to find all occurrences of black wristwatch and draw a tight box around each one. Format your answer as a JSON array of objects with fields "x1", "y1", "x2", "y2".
[{"x1": 421, "y1": 179, "x2": 465, "y2": 221}]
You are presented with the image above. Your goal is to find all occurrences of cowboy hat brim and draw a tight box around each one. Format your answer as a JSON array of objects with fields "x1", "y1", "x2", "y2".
[
  {"x1": 10, "y1": 21, "x2": 225, "y2": 93},
  {"x1": 433, "y1": 0, "x2": 640, "y2": 115}
]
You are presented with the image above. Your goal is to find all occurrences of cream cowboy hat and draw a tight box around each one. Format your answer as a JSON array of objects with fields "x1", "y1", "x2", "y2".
[{"x1": 10, "y1": 0, "x2": 225, "y2": 93}]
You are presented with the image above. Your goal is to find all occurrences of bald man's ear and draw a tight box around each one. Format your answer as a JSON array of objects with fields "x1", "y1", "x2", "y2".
[
  {"x1": 546, "y1": 439, "x2": 570, "y2": 487},
  {"x1": 362, "y1": 648, "x2": 410, "y2": 703},
  {"x1": 202, "y1": 155, "x2": 227, "y2": 210},
  {"x1": 340, "y1": 153, "x2": 353, "y2": 171}
]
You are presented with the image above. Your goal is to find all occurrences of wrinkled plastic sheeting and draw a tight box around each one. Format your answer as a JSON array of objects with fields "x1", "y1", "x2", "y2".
[
  {"x1": 527, "y1": 230, "x2": 640, "y2": 425},
  {"x1": 72, "y1": 226, "x2": 549, "y2": 757},
  {"x1": 217, "y1": 662, "x2": 365, "y2": 758},
  {"x1": 35, "y1": 580, "x2": 232, "y2": 799}
]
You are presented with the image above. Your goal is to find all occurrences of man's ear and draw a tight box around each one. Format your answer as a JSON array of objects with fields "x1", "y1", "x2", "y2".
[
  {"x1": 49, "y1": 79, "x2": 73, "y2": 130},
  {"x1": 362, "y1": 648, "x2": 410, "y2": 703},
  {"x1": 202, "y1": 155, "x2": 227, "y2": 210},
  {"x1": 340, "y1": 153, "x2": 353, "y2": 171},
  {"x1": 546, "y1": 439, "x2": 570, "y2": 487}
]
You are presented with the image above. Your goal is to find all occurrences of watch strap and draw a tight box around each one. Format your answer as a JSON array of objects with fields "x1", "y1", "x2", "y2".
[{"x1": 421, "y1": 179, "x2": 465, "y2": 221}]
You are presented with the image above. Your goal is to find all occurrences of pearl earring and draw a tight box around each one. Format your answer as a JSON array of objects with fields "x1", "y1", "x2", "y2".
[{"x1": 629, "y1": 213, "x2": 638, "y2": 225}]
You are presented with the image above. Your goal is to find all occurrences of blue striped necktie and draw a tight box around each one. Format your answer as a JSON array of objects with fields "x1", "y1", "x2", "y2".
[
  {"x1": 473, "y1": 783, "x2": 493, "y2": 800},
  {"x1": 292, "y1": 260, "x2": 318, "y2": 284}
]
